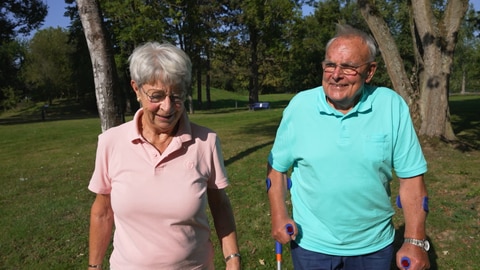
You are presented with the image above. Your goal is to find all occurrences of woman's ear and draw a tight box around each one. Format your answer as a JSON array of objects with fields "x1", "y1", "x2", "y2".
[
  {"x1": 131, "y1": 80, "x2": 138, "y2": 91},
  {"x1": 131, "y1": 80, "x2": 141, "y2": 102}
]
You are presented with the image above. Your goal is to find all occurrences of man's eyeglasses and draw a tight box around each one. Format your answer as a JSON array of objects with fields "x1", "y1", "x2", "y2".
[
  {"x1": 141, "y1": 87, "x2": 185, "y2": 105},
  {"x1": 322, "y1": 61, "x2": 371, "y2": 76}
]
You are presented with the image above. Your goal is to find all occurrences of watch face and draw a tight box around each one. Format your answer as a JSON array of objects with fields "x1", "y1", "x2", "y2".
[{"x1": 423, "y1": 240, "x2": 430, "y2": 251}]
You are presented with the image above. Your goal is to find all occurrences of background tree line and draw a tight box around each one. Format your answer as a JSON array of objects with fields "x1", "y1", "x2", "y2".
[{"x1": 1, "y1": 0, "x2": 479, "y2": 140}]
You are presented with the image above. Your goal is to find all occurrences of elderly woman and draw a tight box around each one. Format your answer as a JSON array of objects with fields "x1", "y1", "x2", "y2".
[{"x1": 87, "y1": 42, "x2": 241, "y2": 270}]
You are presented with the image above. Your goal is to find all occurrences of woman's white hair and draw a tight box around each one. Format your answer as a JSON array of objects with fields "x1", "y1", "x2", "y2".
[{"x1": 128, "y1": 42, "x2": 192, "y2": 94}]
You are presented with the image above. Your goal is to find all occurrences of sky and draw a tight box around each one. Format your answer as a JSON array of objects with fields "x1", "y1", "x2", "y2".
[
  {"x1": 40, "y1": 0, "x2": 480, "y2": 30},
  {"x1": 39, "y1": 1, "x2": 73, "y2": 30}
]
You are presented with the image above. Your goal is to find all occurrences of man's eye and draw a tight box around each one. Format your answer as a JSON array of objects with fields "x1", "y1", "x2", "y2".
[
  {"x1": 325, "y1": 63, "x2": 336, "y2": 68},
  {"x1": 340, "y1": 65, "x2": 355, "y2": 70}
]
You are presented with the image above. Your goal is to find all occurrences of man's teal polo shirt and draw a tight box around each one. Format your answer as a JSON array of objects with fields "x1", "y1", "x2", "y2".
[{"x1": 268, "y1": 85, "x2": 427, "y2": 256}]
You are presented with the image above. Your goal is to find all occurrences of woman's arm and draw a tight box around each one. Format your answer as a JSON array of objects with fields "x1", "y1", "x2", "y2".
[
  {"x1": 88, "y1": 194, "x2": 114, "y2": 269},
  {"x1": 207, "y1": 188, "x2": 241, "y2": 270}
]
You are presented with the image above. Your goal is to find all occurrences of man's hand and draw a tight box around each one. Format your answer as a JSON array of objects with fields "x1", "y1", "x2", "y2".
[{"x1": 396, "y1": 243, "x2": 430, "y2": 270}]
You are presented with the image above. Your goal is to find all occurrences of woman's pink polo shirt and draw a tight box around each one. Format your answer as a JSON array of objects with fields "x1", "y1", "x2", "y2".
[{"x1": 88, "y1": 109, "x2": 228, "y2": 269}]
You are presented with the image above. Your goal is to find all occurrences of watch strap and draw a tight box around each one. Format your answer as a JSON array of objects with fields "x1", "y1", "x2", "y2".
[{"x1": 404, "y1": 238, "x2": 429, "y2": 251}]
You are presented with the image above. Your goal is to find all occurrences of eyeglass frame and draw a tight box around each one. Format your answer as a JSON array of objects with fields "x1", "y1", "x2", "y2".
[
  {"x1": 321, "y1": 61, "x2": 372, "y2": 76},
  {"x1": 140, "y1": 87, "x2": 186, "y2": 105}
]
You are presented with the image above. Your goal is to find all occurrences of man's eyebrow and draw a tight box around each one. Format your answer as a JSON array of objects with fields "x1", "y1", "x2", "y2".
[{"x1": 324, "y1": 61, "x2": 359, "y2": 68}]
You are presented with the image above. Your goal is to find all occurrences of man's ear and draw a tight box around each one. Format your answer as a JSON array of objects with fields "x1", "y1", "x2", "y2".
[{"x1": 365, "y1": 62, "x2": 377, "y2": 83}]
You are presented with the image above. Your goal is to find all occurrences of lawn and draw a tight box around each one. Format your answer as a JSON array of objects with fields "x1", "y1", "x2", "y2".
[{"x1": 0, "y1": 91, "x2": 479, "y2": 269}]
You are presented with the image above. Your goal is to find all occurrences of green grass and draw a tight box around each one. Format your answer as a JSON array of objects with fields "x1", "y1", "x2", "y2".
[{"x1": 0, "y1": 92, "x2": 479, "y2": 269}]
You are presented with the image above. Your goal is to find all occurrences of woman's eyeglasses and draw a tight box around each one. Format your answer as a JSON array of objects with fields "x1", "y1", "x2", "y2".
[{"x1": 141, "y1": 87, "x2": 185, "y2": 105}]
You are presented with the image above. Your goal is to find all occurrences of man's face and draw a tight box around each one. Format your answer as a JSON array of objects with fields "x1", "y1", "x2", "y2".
[{"x1": 322, "y1": 36, "x2": 377, "y2": 112}]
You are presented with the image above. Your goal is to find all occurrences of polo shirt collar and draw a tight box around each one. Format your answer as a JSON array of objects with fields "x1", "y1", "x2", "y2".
[
  {"x1": 318, "y1": 85, "x2": 373, "y2": 116},
  {"x1": 129, "y1": 109, "x2": 193, "y2": 144}
]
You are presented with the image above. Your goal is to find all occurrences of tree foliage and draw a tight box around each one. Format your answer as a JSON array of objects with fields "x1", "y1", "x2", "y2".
[
  {"x1": 451, "y1": 4, "x2": 480, "y2": 93},
  {"x1": 0, "y1": 0, "x2": 47, "y2": 39},
  {"x1": 0, "y1": 40, "x2": 26, "y2": 109},
  {"x1": 227, "y1": 0, "x2": 303, "y2": 103},
  {"x1": 23, "y1": 27, "x2": 75, "y2": 104},
  {"x1": 98, "y1": 0, "x2": 227, "y2": 110},
  {"x1": 0, "y1": 0, "x2": 47, "y2": 110},
  {"x1": 2, "y1": 0, "x2": 479, "y2": 142}
]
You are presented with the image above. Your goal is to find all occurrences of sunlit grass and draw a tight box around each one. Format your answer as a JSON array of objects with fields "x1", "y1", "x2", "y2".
[{"x1": 0, "y1": 92, "x2": 478, "y2": 269}]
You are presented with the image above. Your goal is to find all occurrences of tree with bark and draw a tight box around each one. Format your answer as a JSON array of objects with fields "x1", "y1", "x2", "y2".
[
  {"x1": 358, "y1": 0, "x2": 469, "y2": 141},
  {"x1": 235, "y1": 0, "x2": 302, "y2": 104},
  {"x1": 76, "y1": 0, "x2": 124, "y2": 132},
  {"x1": 98, "y1": 0, "x2": 169, "y2": 114}
]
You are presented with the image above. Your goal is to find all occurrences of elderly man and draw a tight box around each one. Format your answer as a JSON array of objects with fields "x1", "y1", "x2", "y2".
[{"x1": 266, "y1": 24, "x2": 430, "y2": 270}]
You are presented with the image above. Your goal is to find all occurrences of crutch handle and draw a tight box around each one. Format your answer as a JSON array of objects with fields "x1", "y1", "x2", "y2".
[
  {"x1": 275, "y1": 223, "x2": 294, "y2": 269},
  {"x1": 401, "y1": 256, "x2": 411, "y2": 270}
]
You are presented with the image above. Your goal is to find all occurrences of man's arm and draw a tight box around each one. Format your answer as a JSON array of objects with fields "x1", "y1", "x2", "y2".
[
  {"x1": 396, "y1": 174, "x2": 430, "y2": 269},
  {"x1": 266, "y1": 164, "x2": 296, "y2": 243}
]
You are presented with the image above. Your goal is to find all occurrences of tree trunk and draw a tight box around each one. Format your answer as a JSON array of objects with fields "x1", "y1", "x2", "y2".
[
  {"x1": 196, "y1": 64, "x2": 202, "y2": 109},
  {"x1": 249, "y1": 27, "x2": 259, "y2": 105},
  {"x1": 77, "y1": 0, "x2": 124, "y2": 132},
  {"x1": 359, "y1": 0, "x2": 468, "y2": 141},
  {"x1": 358, "y1": 1, "x2": 421, "y2": 126},
  {"x1": 411, "y1": 0, "x2": 468, "y2": 140},
  {"x1": 206, "y1": 44, "x2": 211, "y2": 110}
]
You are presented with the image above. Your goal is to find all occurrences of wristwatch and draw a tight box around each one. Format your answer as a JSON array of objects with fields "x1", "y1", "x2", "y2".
[{"x1": 404, "y1": 238, "x2": 430, "y2": 252}]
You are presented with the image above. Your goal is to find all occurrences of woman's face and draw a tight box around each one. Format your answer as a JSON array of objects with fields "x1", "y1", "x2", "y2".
[{"x1": 132, "y1": 81, "x2": 185, "y2": 134}]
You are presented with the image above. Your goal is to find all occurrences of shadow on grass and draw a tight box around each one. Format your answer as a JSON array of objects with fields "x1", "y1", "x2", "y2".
[
  {"x1": 392, "y1": 225, "x2": 438, "y2": 270},
  {"x1": 240, "y1": 117, "x2": 282, "y2": 138},
  {"x1": 224, "y1": 140, "x2": 274, "y2": 167},
  {"x1": 448, "y1": 96, "x2": 480, "y2": 150}
]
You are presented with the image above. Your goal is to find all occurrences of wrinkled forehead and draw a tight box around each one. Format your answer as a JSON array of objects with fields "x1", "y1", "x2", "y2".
[{"x1": 326, "y1": 36, "x2": 370, "y2": 63}]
